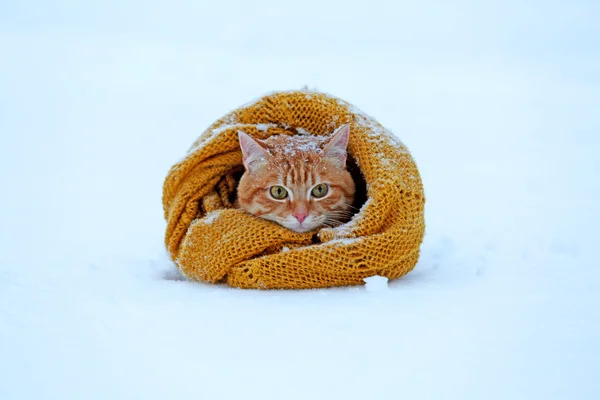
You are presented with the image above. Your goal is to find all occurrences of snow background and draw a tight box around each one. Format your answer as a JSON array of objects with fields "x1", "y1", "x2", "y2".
[{"x1": 1, "y1": 0, "x2": 599, "y2": 398}]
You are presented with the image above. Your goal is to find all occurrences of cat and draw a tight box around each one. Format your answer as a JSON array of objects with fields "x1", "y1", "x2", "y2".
[{"x1": 236, "y1": 124, "x2": 356, "y2": 233}]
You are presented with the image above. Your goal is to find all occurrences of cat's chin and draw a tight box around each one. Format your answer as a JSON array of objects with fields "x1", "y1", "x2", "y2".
[{"x1": 259, "y1": 214, "x2": 320, "y2": 233}]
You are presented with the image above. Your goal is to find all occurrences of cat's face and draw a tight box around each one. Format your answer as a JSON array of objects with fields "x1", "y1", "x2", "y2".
[{"x1": 237, "y1": 125, "x2": 356, "y2": 232}]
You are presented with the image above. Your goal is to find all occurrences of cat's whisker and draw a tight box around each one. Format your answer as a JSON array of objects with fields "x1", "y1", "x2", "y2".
[
  {"x1": 326, "y1": 212, "x2": 355, "y2": 218},
  {"x1": 322, "y1": 217, "x2": 347, "y2": 226},
  {"x1": 325, "y1": 218, "x2": 352, "y2": 223}
]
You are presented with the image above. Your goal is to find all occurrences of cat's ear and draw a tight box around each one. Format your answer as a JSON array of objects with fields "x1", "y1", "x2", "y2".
[
  {"x1": 238, "y1": 130, "x2": 270, "y2": 171},
  {"x1": 323, "y1": 124, "x2": 350, "y2": 167}
]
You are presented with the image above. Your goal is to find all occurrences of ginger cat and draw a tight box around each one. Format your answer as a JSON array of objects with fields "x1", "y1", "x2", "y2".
[{"x1": 236, "y1": 125, "x2": 356, "y2": 232}]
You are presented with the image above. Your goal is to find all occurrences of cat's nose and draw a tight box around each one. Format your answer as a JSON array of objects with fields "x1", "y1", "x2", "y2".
[{"x1": 293, "y1": 212, "x2": 308, "y2": 223}]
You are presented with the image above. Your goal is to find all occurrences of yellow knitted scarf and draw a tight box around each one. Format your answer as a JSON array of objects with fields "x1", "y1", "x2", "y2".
[{"x1": 162, "y1": 91, "x2": 425, "y2": 289}]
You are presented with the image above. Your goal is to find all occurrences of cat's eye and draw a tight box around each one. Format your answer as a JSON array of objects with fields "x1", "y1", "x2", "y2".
[
  {"x1": 311, "y1": 183, "x2": 329, "y2": 198},
  {"x1": 269, "y1": 185, "x2": 288, "y2": 200}
]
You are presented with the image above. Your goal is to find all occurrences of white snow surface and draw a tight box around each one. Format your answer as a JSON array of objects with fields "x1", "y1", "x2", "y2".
[
  {"x1": 1, "y1": 1, "x2": 600, "y2": 399},
  {"x1": 363, "y1": 275, "x2": 389, "y2": 292}
]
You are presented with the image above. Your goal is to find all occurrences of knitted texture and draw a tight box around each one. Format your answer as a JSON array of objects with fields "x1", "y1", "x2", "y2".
[{"x1": 162, "y1": 90, "x2": 425, "y2": 289}]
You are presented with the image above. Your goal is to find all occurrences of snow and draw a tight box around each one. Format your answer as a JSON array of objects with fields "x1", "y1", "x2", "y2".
[
  {"x1": 256, "y1": 123, "x2": 276, "y2": 132},
  {"x1": 329, "y1": 237, "x2": 361, "y2": 246},
  {"x1": 274, "y1": 134, "x2": 325, "y2": 156},
  {"x1": 1, "y1": 1, "x2": 600, "y2": 399},
  {"x1": 200, "y1": 210, "x2": 222, "y2": 225},
  {"x1": 363, "y1": 275, "x2": 389, "y2": 292}
]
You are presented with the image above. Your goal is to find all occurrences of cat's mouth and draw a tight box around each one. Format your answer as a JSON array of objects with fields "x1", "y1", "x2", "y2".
[
  {"x1": 276, "y1": 215, "x2": 323, "y2": 233},
  {"x1": 282, "y1": 221, "x2": 320, "y2": 233}
]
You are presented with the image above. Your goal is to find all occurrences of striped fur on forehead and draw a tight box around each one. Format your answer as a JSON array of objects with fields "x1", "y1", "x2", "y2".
[{"x1": 278, "y1": 153, "x2": 321, "y2": 187}]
